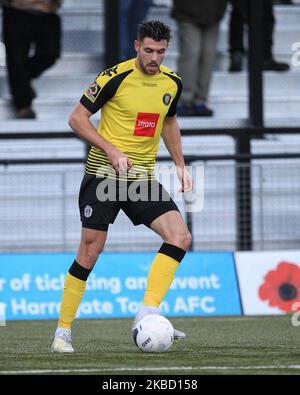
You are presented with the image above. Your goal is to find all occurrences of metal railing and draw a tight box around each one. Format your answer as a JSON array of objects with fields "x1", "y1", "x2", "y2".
[
  {"x1": 1, "y1": 151, "x2": 299, "y2": 253},
  {"x1": 1, "y1": 125, "x2": 300, "y2": 250}
]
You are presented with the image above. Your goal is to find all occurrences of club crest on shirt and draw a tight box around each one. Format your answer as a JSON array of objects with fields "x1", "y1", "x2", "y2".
[
  {"x1": 86, "y1": 82, "x2": 101, "y2": 103},
  {"x1": 163, "y1": 93, "x2": 172, "y2": 106}
]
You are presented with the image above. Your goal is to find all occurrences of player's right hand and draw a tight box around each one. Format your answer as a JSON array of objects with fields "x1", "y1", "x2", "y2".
[
  {"x1": 118, "y1": 156, "x2": 133, "y2": 173},
  {"x1": 107, "y1": 148, "x2": 133, "y2": 173}
]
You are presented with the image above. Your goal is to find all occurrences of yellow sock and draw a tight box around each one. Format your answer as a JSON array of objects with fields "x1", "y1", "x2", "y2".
[
  {"x1": 58, "y1": 273, "x2": 86, "y2": 329},
  {"x1": 143, "y1": 245, "x2": 185, "y2": 307}
]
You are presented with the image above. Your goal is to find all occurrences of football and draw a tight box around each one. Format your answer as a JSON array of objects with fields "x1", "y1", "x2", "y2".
[{"x1": 132, "y1": 314, "x2": 174, "y2": 353}]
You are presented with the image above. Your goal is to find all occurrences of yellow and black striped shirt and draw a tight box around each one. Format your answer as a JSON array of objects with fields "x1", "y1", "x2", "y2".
[{"x1": 80, "y1": 59, "x2": 182, "y2": 180}]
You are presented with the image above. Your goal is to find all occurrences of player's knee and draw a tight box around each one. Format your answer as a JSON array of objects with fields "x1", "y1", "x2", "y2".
[
  {"x1": 181, "y1": 231, "x2": 192, "y2": 251},
  {"x1": 185, "y1": 231, "x2": 193, "y2": 250},
  {"x1": 166, "y1": 230, "x2": 192, "y2": 251}
]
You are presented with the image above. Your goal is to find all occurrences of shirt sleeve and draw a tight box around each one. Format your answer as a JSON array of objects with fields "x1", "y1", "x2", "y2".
[
  {"x1": 166, "y1": 77, "x2": 183, "y2": 117},
  {"x1": 80, "y1": 68, "x2": 133, "y2": 114},
  {"x1": 80, "y1": 74, "x2": 112, "y2": 114}
]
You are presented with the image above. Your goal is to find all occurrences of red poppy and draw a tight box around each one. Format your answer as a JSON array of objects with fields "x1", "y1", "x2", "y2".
[{"x1": 258, "y1": 261, "x2": 300, "y2": 312}]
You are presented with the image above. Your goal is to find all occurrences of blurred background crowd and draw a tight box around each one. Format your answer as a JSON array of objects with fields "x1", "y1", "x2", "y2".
[{"x1": 0, "y1": 0, "x2": 297, "y2": 119}]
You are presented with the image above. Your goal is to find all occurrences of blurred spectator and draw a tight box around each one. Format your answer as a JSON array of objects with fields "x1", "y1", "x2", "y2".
[
  {"x1": 1, "y1": 0, "x2": 62, "y2": 119},
  {"x1": 172, "y1": 0, "x2": 227, "y2": 117},
  {"x1": 229, "y1": 0, "x2": 290, "y2": 72},
  {"x1": 119, "y1": 0, "x2": 152, "y2": 61},
  {"x1": 274, "y1": 0, "x2": 298, "y2": 3}
]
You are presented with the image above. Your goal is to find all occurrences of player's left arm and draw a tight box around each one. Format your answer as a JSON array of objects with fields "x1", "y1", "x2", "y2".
[{"x1": 162, "y1": 115, "x2": 193, "y2": 193}]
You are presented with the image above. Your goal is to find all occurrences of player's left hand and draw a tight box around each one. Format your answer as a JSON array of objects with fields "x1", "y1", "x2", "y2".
[{"x1": 177, "y1": 166, "x2": 193, "y2": 193}]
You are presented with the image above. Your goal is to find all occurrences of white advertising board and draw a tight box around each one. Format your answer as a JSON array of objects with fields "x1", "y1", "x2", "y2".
[{"x1": 235, "y1": 251, "x2": 300, "y2": 315}]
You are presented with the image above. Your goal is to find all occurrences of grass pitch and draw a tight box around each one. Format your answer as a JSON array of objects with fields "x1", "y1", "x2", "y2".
[{"x1": 0, "y1": 316, "x2": 299, "y2": 375}]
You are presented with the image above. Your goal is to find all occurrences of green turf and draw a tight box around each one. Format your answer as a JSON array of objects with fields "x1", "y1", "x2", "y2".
[{"x1": 0, "y1": 316, "x2": 299, "y2": 375}]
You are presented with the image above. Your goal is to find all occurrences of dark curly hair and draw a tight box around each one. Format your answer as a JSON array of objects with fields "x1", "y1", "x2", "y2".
[{"x1": 137, "y1": 20, "x2": 171, "y2": 44}]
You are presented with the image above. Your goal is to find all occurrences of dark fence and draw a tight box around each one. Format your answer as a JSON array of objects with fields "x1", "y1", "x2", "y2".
[{"x1": 1, "y1": 125, "x2": 300, "y2": 252}]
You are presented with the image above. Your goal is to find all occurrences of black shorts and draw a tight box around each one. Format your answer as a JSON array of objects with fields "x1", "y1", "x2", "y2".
[{"x1": 79, "y1": 174, "x2": 180, "y2": 231}]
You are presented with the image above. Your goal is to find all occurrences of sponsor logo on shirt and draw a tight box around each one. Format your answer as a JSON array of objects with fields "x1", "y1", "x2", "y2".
[{"x1": 134, "y1": 112, "x2": 160, "y2": 138}]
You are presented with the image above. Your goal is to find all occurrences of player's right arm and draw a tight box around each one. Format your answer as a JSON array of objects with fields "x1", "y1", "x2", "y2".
[{"x1": 69, "y1": 67, "x2": 133, "y2": 172}]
